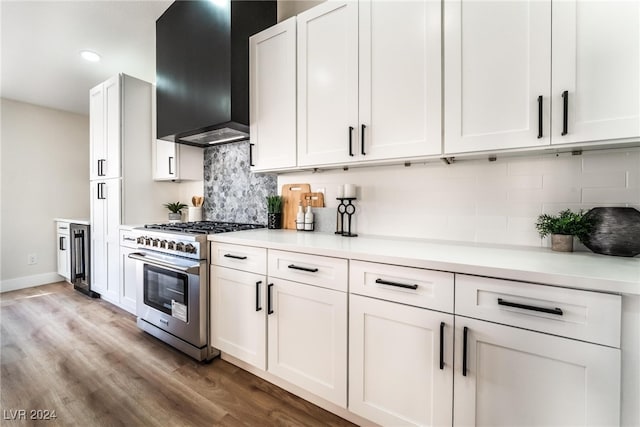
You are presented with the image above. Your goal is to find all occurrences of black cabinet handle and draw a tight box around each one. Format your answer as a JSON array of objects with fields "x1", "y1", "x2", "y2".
[
  {"x1": 375, "y1": 278, "x2": 418, "y2": 290},
  {"x1": 97, "y1": 159, "x2": 104, "y2": 176},
  {"x1": 361, "y1": 124, "x2": 367, "y2": 155},
  {"x1": 249, "y1": 143, "x2": 255, "y2": 167},
  {"x1": 348, "y1": 126, "x2": 354, "y2": 157},
  {"x1": 223, "y1": 254, "x2": 247, "y2": 260},
  {"x1": 97, "y1": 182, "x2": 105, "y2": 200},
  {"x1": 256, "y1": 281, "x2": 262, "y2": 312},
  {"x1": 287, "y1": 264, "x2": 319, "y2": 273},
  {"x1": 439, "y1": 322, "x2": 445, "y2": 370},
  {"x1": 59, "y1": 236, "x2": 66, "y2": 251},
  {"x1": 562, "y1": 90, "x2": 569, "y2": 136},
  {"x1": 537, "y1": 95, "x2": 543, "y2": 139},
  {"x1": 267, "y1": 283, "x2": 274, "y2": 314},
  {"x1": 462, "y1": 326, "x2": 468, "y2": 377},
  {"x1": 497, "y1": 298, "x2": 563, "y2": 316},
  {"x1": 168, "y1": 156, "x2": 174, "y2": 175}
]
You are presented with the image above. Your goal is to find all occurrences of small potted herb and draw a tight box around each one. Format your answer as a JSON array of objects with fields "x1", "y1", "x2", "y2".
[
  {"x1": 535, "y1": 209, "x2": 594, "y2": 252},
  {"x1": 164, "y1": 201, "x2": 188, "y2": 222},
  {"x1": 266, "y1": 195, "x2": 283, "y2": 229}
]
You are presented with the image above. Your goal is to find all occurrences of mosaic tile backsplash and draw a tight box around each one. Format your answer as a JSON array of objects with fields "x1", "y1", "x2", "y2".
[{"x1": 203, "y1": 141, "x2": 277, "y2": 224}]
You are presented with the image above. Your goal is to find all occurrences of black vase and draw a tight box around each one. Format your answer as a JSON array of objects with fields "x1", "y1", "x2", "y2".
[
  {"x1": 583, "y1": 207, "x2": 640, "y2": 257},
  {"x1": 267, "y1": 213, "x2": 282, "y2": 229}
]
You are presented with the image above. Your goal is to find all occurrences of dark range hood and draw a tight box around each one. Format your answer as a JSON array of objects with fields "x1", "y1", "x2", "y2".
[{"x1": 156, "y1": 0, "x2": 276, "y2": 147}]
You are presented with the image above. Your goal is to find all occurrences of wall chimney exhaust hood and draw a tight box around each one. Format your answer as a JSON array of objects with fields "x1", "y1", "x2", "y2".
[{"x1": 156, "y1": 0, "x2": 276, "y2": 147}]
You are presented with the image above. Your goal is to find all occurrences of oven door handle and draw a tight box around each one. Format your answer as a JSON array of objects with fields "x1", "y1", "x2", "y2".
[{"x1": 127, "y1": 252, "x2": 201, "y2": 274}]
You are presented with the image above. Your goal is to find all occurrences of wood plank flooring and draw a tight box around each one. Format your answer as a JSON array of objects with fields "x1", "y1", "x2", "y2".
[{"x1": 0, "y1": 283, "x2": 356, "y2": 426}]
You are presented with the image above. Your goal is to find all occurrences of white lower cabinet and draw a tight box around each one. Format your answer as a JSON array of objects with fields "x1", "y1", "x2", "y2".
[
  {"x1": 211, "y1": 266, "x2": 267, "y2": 370},
  {"x1": 267, "y1": 278, "x2": 348, "y2": 407},
  {"x1": 118, "y1": 230, "x2": 138, "y2": 315},
  {"x1": 453, "y1": 317, "x2": 620, "y2": 427},
  {"x1": 56, "y1": 222, "x2": 71, "y2": 282},
  {"x1": 349, "y1": 294, "x2": 454, "y2": 426}
]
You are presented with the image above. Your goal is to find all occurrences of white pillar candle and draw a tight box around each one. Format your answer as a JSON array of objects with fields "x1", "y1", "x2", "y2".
[
  {"x1": 336, "y1": 185, "x2": 344, "y2": 198},
  {"x1": 344, "y1": 184, "x2": 357, "y2": 198}
]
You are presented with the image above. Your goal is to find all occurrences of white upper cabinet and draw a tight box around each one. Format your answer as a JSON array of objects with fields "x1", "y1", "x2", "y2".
[
  {"x1": 153, "y1": 139, "x2": 203, "y2": 181},
  {"x1": 551, "y1": 0, "x2": 640, "y2": 145},
  {"x1": 297, "y1": 0, "x2": 441, "y2": 167},
  {"x1": 250, "y1": 17, "x2": 298, "y2": 172},
  {"x1": 297, "y1": 1, "x2": 358, "y2": 167},
  {"x1": 90, "y1": 76, "x2": 122, "y2": 179},
  {"x1": 358, "y1": 0, "x2": 441, "y2": 160},
  {"x1": 444, "y1": 0, "x2": 551, "y2": 154},
  {"x1": 445, "y1": 0, "x2": 639, "y2": 154}
]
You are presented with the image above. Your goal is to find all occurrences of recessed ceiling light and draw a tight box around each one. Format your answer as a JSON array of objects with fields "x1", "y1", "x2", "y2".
[{"x1": 80, "y1": 50, "x2": 101, "y2": 62}]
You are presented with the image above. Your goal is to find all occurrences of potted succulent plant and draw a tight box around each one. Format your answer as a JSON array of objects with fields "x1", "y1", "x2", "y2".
[
  {"x1": 164, "y1": 201, "x2": 188, "y2": 222},
  {"x1": 535, "y1": 209, "x2": 594, "y2": 252},
  {"x1": 266, "y1": 195, "x2": 283, "y2": 229}
]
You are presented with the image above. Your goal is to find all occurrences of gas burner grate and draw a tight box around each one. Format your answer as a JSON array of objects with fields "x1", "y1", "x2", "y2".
[{"x1": 144, "y1": 221, "x2": 265, "y2": 235}]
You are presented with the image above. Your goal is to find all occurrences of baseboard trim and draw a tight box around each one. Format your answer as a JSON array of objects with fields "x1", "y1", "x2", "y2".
[{"x1": 0, "y1": 272, "x2": 65, "y2": 293}]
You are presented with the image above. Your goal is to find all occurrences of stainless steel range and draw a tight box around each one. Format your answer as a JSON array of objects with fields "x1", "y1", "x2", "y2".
[{"x1": 128, "y1": 221, "x2": 264, "y2": 361}]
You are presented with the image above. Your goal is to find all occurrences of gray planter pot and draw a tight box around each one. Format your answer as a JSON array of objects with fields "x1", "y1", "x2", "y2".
[
  {"x1": 551, "y1": 234, "x2": 573, "y2": 252},
  {"x1": 168, "y1": 212, "x2": 182, "y2": 222}
]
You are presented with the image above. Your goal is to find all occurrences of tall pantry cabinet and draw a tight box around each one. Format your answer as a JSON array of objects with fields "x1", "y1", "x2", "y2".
[{"x1": 90, "y1": 73, "x2": 177, "y2": 306}]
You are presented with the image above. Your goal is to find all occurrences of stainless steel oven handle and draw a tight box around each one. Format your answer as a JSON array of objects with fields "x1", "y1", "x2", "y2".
[{"x1": 127, "y1": 252, "x2": 201, "y2": 275}]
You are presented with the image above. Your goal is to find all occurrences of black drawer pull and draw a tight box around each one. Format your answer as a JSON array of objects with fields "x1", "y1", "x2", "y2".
[
  {"x1": 223, "y1": 254, "x2": 247, "y2": 260},
  {"x1": 256, "y1": 281, "x2": 262, "y2": 312},
  {"x1": 497, "y1": 298, "x2": 563, "y2": 316},
  {"x1": 348, "y1": 126, "x2": 354, "y2": 157},
  {"x1": 462, "y1": 326, "x2": 468, "y2": 377},
  {"x1": 561, "y1": 90, "x2": 569, "y2": 136},
  {"x1": 267, "y1": 283, "x2": 274, "y2": 315},
  {"x1": 439, "y1": 322, "x2": 445, "y2": 370},
  {"x1": 287, "y1": 264, "x2": 318, "y2": 273},
  {"x1": 375, "y1": 278, "x2": 418, "y2": 290},
  {"x1": 537, "y1": 95, "x2": 543, "y2": 139}
]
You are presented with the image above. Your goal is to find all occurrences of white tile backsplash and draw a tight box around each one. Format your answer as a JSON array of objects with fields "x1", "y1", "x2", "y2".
[{"x1": 277, "y1": 147, "x2": 640, "y2": 247}]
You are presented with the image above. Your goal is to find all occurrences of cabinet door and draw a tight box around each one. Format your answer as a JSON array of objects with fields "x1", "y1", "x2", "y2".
[
  {"x1": 552, "y1": 0, "x2": 640, "y2": 144},
  {"x1": 154, "y1": 139, "x2": 177, "y2": 180},
  {"x1": 103, "y1": 75, "x2": 121, "y2": 179},
  {"x1": 297, "y1": 1, "x2": 358, "y2": 167},
  {"x1": 89, "y1": 84, "x2": 105, "y2": 180},
  {"x1": 90, "y1": 179, "x2": 121, "y2": 301},
  {"x1": 119, "y1": 245, "x2": 137, "y2": 315},
  {"x1": 349, "y1": 294, "x2": 453, "y2": 426},
  {"x1": 359, "y1": 0, "x2": 441, "y2": 160},
  {"x1": 444, "y1": 0, "x2": 551, "y2": 153},
  {"x1": 211, "y1": 267, "x2": 267, "y2": 370},
  {"x1": 267, "y1": 278, "x2": 347, "y2": 407},
  {"x1": 454, "y1": 318, "x2": 620, "y2": 427},
  {"x1": 57, "y1": 233, "x2": 70, "y2": 281},
  {"x1": 250, "y1": 17, "x2": 297, "y2": 172}
]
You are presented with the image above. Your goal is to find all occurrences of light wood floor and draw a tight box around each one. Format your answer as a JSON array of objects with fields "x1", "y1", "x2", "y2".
[{"x1": 0, "y1": 282, "x2": 356, "y2": 426}]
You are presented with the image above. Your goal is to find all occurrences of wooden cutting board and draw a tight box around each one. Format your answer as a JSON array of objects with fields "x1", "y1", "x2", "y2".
[
  {"x1": 282, "y1": 183, "x2": 311, "y2": 229},
  {"x1": 301, "y1": 192, "x2": 325, "y2": 208}
]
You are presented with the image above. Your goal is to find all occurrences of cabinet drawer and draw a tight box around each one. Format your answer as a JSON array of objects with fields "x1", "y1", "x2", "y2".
[
  {"x1": 267, "y1": 250, "x2": 348, "y2": 292},
  {"x1": 211, "y1": 243, "x2": 267, "y2": 275},
  {"x1": 455, "y1": 275, "x2": 621, "y2": 347},
  {"x1": 56, "y1": 221, "x2": 70, "y2": 236},
  {"x1": 350, "y1": 260, "x2": 454, "y2": 312}
]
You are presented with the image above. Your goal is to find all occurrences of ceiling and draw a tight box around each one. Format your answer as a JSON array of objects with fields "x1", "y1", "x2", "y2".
[{"x1": 1, "y1": 0, "x2": 173, "y2": 116}]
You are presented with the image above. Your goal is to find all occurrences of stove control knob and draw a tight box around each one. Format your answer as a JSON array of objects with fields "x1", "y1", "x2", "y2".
[
  {"x1": 136, "y1": 237, "x2": 144, "y2": 245},
  {"x1": 152, "y1": 239, "x2": 160, "y2": 247},
  {"x1": 167, "y1": 241, "x2": 176, "y2": 250},
  {"x1": 160, "y1": 240, "x2": 167, "y2": 249},
  {"x1": 175, "y1": 242, "x2": 185, "y2": 252},
  {"x1": 145, "y1": 238, "x2": 152, "y2": 245},
  {"x1": 185, "y1": 244, "x2": 196, "y2": 254}
]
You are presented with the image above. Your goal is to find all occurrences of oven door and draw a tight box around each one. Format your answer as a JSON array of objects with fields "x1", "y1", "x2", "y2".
[{"x1": 129, "y1": 251, "x2": 207, "y2": 348}]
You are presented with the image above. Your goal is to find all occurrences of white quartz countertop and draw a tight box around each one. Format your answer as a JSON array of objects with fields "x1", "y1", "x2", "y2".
[
  {"x1": 54, "y1": 218, "x2": 90, "y2": 225},
  {"x1": 209, "y1": 229, "x2": 640, "y2": 295}
]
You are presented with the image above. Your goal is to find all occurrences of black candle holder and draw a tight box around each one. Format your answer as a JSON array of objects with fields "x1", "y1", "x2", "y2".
[{"x1": 335, "y1": 198, "x2": 358, "y2": 237}]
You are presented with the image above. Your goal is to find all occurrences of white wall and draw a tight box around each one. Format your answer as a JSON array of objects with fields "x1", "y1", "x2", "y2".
[
  {"x1": 278, "y1": 147, "x2": 640, "y2": 247},
  {"x1": 1, "y1": 98, "x2": 90, "y2": 291},
  {"x1": 277, "y1": 0, "x2": 325, "y2": 22}
]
